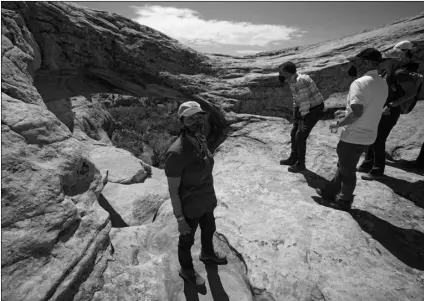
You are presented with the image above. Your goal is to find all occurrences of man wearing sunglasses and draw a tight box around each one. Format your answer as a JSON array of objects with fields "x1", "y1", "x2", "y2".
[
  {"x1": 316, "y1": 48, "x2": 388, "y2": 210},
  {"x1": 278, "y1": 61, "x2": 325, "y2": 173},
  {"x1": 394, "y1": 40, "x2": 419, "y2": 73},
  {"x1": 358, "y1": 48, "x2": 422, "y2": 180},
  {"x1": 164, "y1": 101, "x2": 227, "y2": 288}
]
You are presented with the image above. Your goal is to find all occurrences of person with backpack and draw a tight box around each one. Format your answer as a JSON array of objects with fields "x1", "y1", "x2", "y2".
[
  {"x1": 394, "y1": 40, "x2": 420, "y2": 72},
  {"x1": 164, "y1": 101, "x2": 227, "y2": 288},
  {"x1": 358, "y1": 48, "x2": 423, "y2": 180},
  {"x1": 394, "y1": 40, "x2": 424, "y2": 172},
  {"x1": 316, "y1": 48, "x2": 388, "y2": 210},
  {"x1": 278, "y1": 61, "x2": 325, "y2": 173}
]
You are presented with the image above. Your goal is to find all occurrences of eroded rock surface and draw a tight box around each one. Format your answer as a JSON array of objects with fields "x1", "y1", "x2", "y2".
[
  {"x1": 100, "y1": 167, "x2": 168, "y2": 226},
  {"x1": 2, "y1": 1, "x2": 424, "y2": 301}
]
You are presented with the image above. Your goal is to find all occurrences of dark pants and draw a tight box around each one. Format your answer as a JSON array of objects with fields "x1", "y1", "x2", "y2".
[
  {"x1": 290, "y1": 103, "x2": 324, "y2": 165},
  {"x1": 360, "y1": 109, "x2": 401, "y2": 174},
  {"x1": 178, "y1": 211, "x2": 216, "y2": 270},
  {"x1": 323, "y1": 140, "x2": 366, "y2": 201}
]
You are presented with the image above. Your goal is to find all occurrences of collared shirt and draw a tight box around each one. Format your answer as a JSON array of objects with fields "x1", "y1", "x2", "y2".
[
  {"x1": 288, "y1": 73, "x2": 324, "y2": 116},
  {"x1": 164, "y1": 134, "x2": 217, "y2": 219},
  {"x1": 340, "y1": 70, "x2": 388, "y2": 145}
]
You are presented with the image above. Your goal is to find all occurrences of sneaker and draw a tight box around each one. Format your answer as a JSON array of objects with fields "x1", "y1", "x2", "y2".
[
  {"x1": 199, "y1": 250, "x2": 228, "y2": 265},
  {"x1": 178, "y1": 268, "x2": 205, "y2": 287},
  {"x1": 361, "y1": 171, "x2": 384, "y2": 181},
  {"x1": 315, "y1": 188, "x2": 334, "y2": 202},
  {"x1": 288, "y1": 163, "x2": 306, "y2": 173},
  {"x1": 280, "y1": 157, "x2": 297, "y2": 166}
]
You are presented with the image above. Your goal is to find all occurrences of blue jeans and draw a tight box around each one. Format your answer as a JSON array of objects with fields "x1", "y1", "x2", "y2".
[{"x1": 323, "y1": 140, "x2": 366, "y2": 200}]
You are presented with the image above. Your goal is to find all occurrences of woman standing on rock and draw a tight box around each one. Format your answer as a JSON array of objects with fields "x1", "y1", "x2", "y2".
[{"x1": 164, "y1": 101, "x2": 227, "y2": 288}]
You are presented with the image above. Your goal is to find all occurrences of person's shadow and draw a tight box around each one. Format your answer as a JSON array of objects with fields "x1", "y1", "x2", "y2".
[
  {"x1": 365, "y1": 174, "x2": 424, "y2": 209},
  {"x1": 302, "y1": 168, "x2": 424, "y2": 210},
  {"x1": 183, "y1": 264, "x2": 230, "y2": 301},
  {"x1": 350, "y1": 209, "x2": 424, "y2": 270},
  {"x1": 301, "y1": 169, "x2": 330, "y2": 190},
  {"x1": 385, "y1": 159, "x2": 424, "y2": 176},
  {"x1": 311, "y1": 195, "x2": 424, "y2": 271},
  {"x1": 302, "y1": 169, "x2": 424, "y2": 271}
]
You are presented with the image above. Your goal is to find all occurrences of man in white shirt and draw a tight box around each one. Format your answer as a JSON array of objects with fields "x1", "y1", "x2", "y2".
[{"x1": 316, "y1": 48, "x2": 388, "y2": 210}]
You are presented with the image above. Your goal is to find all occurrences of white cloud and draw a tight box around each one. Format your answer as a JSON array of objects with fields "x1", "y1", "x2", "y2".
[
  {"x1": 131, "y1": 5, "x2": 306, "y2": 47},
  {"x1": 236, "y1": 50, "x2": 262, "y2": 55}
]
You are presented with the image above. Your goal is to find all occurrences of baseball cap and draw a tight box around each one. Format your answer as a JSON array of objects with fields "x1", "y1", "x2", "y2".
[
  {"x1": 393, "y1": 40, "x2": 413, "y2": 50},
  {"x1": 347, "y1": 48, "x2": 383, "y2": 63},
  {"x1": 381, "y1": 48, "x2": 405, "y2": 61},
  {"x1": 177, "y1": 101, "x2": 207, "y2": 119}
]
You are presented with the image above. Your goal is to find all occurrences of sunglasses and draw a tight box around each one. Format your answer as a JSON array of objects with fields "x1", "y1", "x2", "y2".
[{"x1": 185, "y1": 113, "x2": 206, "y2": 124}]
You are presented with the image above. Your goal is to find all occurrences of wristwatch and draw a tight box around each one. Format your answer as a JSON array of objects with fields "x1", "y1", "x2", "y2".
[{"x1": 176, "y1": 216, "x2": 185, "y2": 222}]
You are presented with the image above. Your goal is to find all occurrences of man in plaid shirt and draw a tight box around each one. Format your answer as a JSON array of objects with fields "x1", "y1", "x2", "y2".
[{"x1": 278, "y1": 61, "x2": 324, "y2": 172}]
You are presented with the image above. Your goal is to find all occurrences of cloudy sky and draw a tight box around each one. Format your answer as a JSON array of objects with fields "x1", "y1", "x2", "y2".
[{"x1": 73, "y1": 1, "x2": 423, "y2": 56}]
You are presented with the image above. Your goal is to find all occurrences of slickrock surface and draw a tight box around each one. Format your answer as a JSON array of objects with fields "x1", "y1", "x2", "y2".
[{"x1": 2, "y1": 1, "x2": 424, "y2": 300}]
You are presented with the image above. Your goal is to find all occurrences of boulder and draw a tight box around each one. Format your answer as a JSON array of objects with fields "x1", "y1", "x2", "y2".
[
  {"x1": 100, "y1": 167, "x2": 168, "y2": 226},
  {"x1": 91, "y1": 201, "x2": 254, "y2": 301},
  {"x1": 89, "y1": 146, "x2": 152, "y2": 185},
  {"x1": 71, "y1": 96, "x2": 116, "y2": 145}
]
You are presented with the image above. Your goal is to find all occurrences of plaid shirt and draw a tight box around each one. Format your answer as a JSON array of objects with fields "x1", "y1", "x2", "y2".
[{"x1": 289, "y1": 73, "x2": 324, "y2": 117}]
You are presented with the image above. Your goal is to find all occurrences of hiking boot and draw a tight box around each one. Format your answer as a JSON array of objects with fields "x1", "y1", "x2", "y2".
[
  {"x1": 199, "y1": 250, "x2": 228, "y2": 265},
  {"x1": 178, "y1": 268, "x2": 205, "y2": 287},
  {"x1": 361, "y1": 170, "x2": 385, "y2": 181},
  {"x1": 315, "y1": 188, "x2": 334, "y2": 202},
  {"x1": 328, "y1": 196, "x2": 353, "y2": 211},
  {"x1": 280, "y1": 157, "x2": 297, "y2": 166},
  {"x1": 288, "y1": 163, "x2": 306, "y2": 173}
]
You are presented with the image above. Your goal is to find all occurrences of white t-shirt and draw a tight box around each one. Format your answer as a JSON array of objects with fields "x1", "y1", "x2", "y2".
[{"x1": 340, "y1": 70, "x2": 388, "y2": 145}]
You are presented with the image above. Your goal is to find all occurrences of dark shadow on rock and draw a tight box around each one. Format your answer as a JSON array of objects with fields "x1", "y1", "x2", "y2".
[
  {"x1": 206, "y1": 264, "x2": 230, "y2": 301},
  {"x1": 98, "y1": 193, "x2": 129, "y2": 228},
  {"x1": 311, "y1": 196, "x2": 424, "y2": 271},
  {"x1": 350, "y1": 209, "x2": 424, "y2": 270},
  {"x1": 366, "y1": 175, "x2": 424, "y2": 210},
  {"x1": 183, "y1": 281, "x2": 207, "y2": 300},
  {"x1": 385, "y1": 159, "x2": 424, "y2": 177},
  {"x1": 302, "y1": 169, "x2": 331, "y2": 190}
]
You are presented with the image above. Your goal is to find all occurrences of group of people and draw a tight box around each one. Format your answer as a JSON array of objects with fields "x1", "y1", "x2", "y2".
[
  {"x1": 163, "y1": 40, "x2": 422, "y2": 288},
  {"x1": 279, "y1": 40, "x2": 422, "y2": 210}
]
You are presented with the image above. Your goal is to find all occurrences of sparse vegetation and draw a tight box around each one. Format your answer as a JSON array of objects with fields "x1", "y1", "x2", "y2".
[{"x1": 107, "y1": 103, "x2": 180, "y2": 168}]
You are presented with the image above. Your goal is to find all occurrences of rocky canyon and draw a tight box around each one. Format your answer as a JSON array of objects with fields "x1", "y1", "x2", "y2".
[{"x1": 1, "y1": 2, "x2": 424, "y2": 301}]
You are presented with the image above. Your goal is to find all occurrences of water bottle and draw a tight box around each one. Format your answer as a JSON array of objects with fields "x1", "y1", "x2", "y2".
[{"x1": 331, "y1": 118, "x2": 339, "y2": 133}]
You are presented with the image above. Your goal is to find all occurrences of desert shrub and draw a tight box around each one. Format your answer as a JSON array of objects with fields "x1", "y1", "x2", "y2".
[{"x1": 108, "y1": 105, "x2": 179, "y2": 168}]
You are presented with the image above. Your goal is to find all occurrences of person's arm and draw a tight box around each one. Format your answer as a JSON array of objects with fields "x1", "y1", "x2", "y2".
[
  {"x1": 390, "y1": 80, "x2": 418, "y2": 107},
  {"x1": 167, "y1": 177, "x2": 184, "y2": 218},
  {"x1": 164, "y1": 153, "x2": 185, "y2": 219},
  {"x1": 331, "y1": 81, "x2": 364, "y2": 128}
]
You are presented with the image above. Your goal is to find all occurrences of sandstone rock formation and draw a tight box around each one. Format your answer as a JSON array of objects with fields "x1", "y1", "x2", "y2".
[{"x1": 2, "y1": 1, "x2": 424, "y2": 301}]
